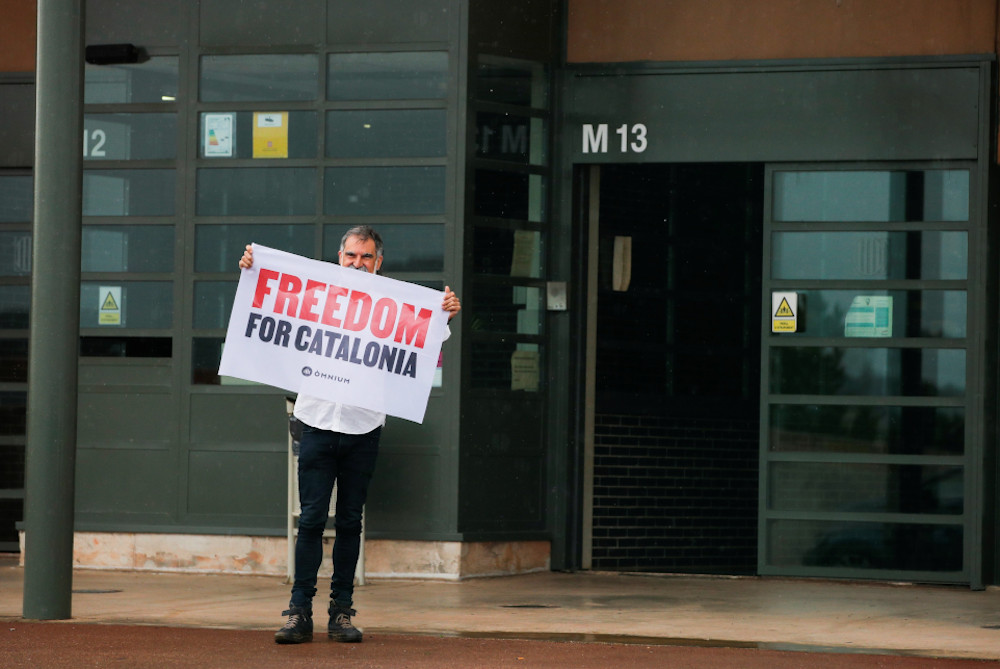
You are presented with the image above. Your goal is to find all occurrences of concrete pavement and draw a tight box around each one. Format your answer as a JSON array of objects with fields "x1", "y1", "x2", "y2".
[{"x1": 2, "y1": 555, "x2": 999, "y2": 661}]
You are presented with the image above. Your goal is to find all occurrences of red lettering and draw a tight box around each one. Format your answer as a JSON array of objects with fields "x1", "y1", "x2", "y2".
[
  {"x1": 321, "y1": 285, "x2": 349, "y2": 327},
  {"x1": 252, "y1": 268, "x2": 280, "y2": 308},
  {"x1": 274, "y1": 273, "x2": 302, "y2": 317},
  {"x1": 343, "y1": 290, "x2": 372, "y2": 332},
  {"x1": 299, "y1": 279, "x2": 325, "y2": 322},
  {"x1": 394, "y1": 304, "x2": 432, "y2": 349},
  {"x1": 370, "y1": 297, "x2": 398, "y2": 339}
]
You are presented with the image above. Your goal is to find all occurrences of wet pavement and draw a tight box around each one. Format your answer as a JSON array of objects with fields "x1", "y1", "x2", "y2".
[{"x1": 2, "y1": 555, "x2": 1000, "y2": 666}]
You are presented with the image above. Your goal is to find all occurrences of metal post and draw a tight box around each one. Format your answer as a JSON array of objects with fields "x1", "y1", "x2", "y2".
[{"x1": 22, "y1": 0, "x2": 84, "y2": 620}]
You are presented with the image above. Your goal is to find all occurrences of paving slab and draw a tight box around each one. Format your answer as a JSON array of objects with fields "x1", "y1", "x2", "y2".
[{"x1": 2, "y1": 557, "x2": 999, "y2": 662}]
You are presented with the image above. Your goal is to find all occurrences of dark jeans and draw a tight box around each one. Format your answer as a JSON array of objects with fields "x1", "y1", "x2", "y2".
[{"x1": 290, "y1": 423, "x2": 380, "y2": 611}]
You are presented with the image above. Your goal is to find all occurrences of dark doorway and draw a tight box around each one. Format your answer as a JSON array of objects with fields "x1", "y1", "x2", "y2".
[{"x1": 590, "y1": 163, "x2": 764, "y2": 574}]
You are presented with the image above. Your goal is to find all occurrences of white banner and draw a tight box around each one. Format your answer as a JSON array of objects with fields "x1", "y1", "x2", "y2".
[{"x1": 218, "y1": 244, "x2": 449, "y2": 423}]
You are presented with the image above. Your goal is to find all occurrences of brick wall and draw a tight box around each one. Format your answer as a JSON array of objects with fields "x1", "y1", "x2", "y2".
[{"x1": 591, "y1": 413, "x2": 759, "y2": 574}]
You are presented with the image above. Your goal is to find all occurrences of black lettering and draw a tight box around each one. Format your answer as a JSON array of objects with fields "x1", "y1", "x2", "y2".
[
  {"x1": 275, "y1": 319, "x2": 292, "y2": 347},
  {"x1": 349, "y1": 337, "x2": 363, "y2": 364},
  {"x1": 378, "y1": 345, "x2": 397, "y2": 371},
  {"x1": 363, "y1": 342, "x2": 380, "y2": 367},
  {"x1": 259, "y1": 316, "x2": 276, "y2": 342},
  {"x1": 334, "y1": 335, "x2": 351, "y2": 361},
  {"x1": 307, "y1": 330, "x2": 325, "y2": 355},
  {"x1": 324, "y1": 331, "x2": 341, "y2": 357},
  {"x1": 245, "y1": 312, "x2": 263, "y2": 338},
  {"x1": 295, "y1": 325, "x2": 311, "y2": 351},
  {"x1": 401, "y1": 352, "x2": 417, "y2": 378}
]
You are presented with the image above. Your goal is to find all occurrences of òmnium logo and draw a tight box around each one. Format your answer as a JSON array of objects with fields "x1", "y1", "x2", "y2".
[{"x1": 300, "y1": 365, "x2": 350, "y2": 384}]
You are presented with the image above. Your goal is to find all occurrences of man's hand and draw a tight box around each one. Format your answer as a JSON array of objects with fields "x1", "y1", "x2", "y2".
[
  {"x1": 442, "y1": 286, "x2": 461, "y2": 321},
  {"x1": 239, "y1": 244, "x2": 253, "y2": 269}
]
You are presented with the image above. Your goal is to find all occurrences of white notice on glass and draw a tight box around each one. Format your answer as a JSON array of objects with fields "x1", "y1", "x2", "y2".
[
  {"x1": 204, "y1": 112, "x2": 234, "y2": 157},
  {"x1": 510, "y1": 350, "x2": 539, "y2": 391},
  {"x1": 845, "y1": 296, "x2": 893, "y2": 338}
]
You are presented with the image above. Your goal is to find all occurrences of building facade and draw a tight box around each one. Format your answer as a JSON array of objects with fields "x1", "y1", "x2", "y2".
[{"x1": 1, "y1": 0, "x2": 998, "y2": 588}]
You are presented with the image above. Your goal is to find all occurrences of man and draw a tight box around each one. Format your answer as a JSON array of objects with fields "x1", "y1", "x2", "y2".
[{"x1": 238, "y1": 225, "x2": 461, "y2": 644}]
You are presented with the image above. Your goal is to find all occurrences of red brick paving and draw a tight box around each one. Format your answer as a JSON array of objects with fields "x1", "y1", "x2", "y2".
[{"x1": 2, "y1": 622, "x2": 995, "y2": 669}]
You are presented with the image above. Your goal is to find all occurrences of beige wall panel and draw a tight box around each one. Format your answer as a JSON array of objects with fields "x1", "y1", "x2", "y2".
[{"x1": 567, "y1": 0, "x2": 998, "y2": 63}]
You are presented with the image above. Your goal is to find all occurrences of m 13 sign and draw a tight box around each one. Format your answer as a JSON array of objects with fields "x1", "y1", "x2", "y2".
[{"x1": 581, "y1": 123, "x2": 648, "y2": 154}]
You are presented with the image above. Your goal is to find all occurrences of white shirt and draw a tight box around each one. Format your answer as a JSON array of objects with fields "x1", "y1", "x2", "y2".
[
  {"x1": 293, "y1": 393, "x2": 385, "y2": 435},
  {"x1": 293, "y1": 324, "x2": 450, "y2": 435}
]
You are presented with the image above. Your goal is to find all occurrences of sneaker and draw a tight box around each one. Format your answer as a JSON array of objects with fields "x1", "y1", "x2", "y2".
[
  {"x1": 328, "y1": 605, "x2": 363, "y2": 642},
  {"x1": 274, "y1": 606, "x2": 313, "y2": 644}
]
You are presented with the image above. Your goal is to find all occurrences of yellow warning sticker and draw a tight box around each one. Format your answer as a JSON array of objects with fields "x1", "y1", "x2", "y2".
[
  {"x1": 99, "y1": 286, "x2": 122, "y2": 326},
  {"x1": 774, "y1": 297, "x2": 794, "y2": 318},
  {"x1": 771, "y1": 292, "x2": 797, "y2": 333},
  {"x1": 101, "y1": 291, "x2": 119, "y2": 311}
]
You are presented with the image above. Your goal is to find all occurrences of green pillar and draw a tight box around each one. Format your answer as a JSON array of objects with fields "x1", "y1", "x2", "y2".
[{"x1": 22, "y1": 0, "x2": 84, "y2": 620}]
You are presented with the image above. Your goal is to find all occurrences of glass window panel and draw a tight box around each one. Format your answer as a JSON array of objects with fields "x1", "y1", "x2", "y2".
[
  {"x1": 200, "y1": 54, "x2": 318, "y2": 102},
  {"x1": 0, "y1": 176, "x2": 32, "y2": 222},
  {"x1": 0, "y1": 443, "x2": 25, "y2": 488},
  {"x1": 194, "y1": 281, "x2": 237, "y2": 330},
  {"x1": 0, "y1": 499, "x2": 24, "y2": 545},
  {"x1": 475, "y1": 112, "x2": 546, "y2": 165},
  {"x1": 475, "y1": 58, "x2": 548, "y2": 108},
  {"x1": 324, "y1": 167, "x2": 444, "y2": 216},
  {"x1": 196, "y1": 168, "x2": 315, "y2": 216},
  {"x1": 923, "y1": 170, "x2": 969, "y2": 221},
  {"x1": 770, "y1": 347, "x2": 965, "y2": 397},
  {"x1": 85, "y1": 57, "x2": 179, "y2": 104},
  {"x1": 769, "y1": 463, "x2": 962, "y2": 514},
  {"x1": 768, "y1": 518, "x2": 962, "y2": 571},
  {"x1": 322, "y1": 223, "x2": 443, "y2": 272},
  {"x1": 192, "y1": 337, "x2": 224, "y2": 384},
  {"x1": 80, "y1": 281, "x2": 172, "y2": 329},
  {"x1": 82, "y1": 225, "x2": 175, "y2": 272},
  {"x1": 774, "y1": 290, "x2": 966, "y2": 339},
  {"x1": 0, "y1": 231, "x2": 32, "y2": 276},
  {"x1": 473, "y1": 227, "x2": 543, "y2": 278},
  {"x1": 773, "y1": 170, "x2": 969, "y2": 222},
  {"x1": 0, "y1": 391, "x2": 27, "y2": 436},
  {"x1": 79, "y1": 336, "x2": 172, "y2": 357},
  {"x1": 198, "y1": 111, "x2": 317, "y2": 159},
  {"x1": 470, "y1": 283, "x2": 543, "y2": 335},
  {"x1": 769, "y1": 405, "x2": 964, "y2": 456},
  {"x1": 410, "y1": 280, "x2": 444, "y2": 291},
  {"x1": 83, "y1": 114, "x2": 176, "y2": 161},
  {"x1": 0, "y1": 286, "x2": 30, "y2": 328},
  {"x1": 327, "y1": 52, "x2": 447, "y2": 101},
  {"x1": 326, "y1": 110, "x2": 445, "y2": 158},
  {"x1": 474, "y1": 170, "x2": 546, "y2": 222},
  {"x1": 196, "y1": 224, "x2": 314, "y2": 272},
  {"x1": 0, "y1": 339, "x2": 28, "y2": 383},
  {"x1": 471, "y1": 341, "x2": 540, "y2": 391},
  {"x1": 772, "y1": 231, "x2": 967, "y2": 280},
  {"x1": 83, "y1": 169, "x2": 175, "y2": 217}
]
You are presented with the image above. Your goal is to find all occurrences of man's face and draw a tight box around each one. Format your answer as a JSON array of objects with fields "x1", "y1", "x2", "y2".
[{"x1": 338, "y1": 235, "x2": 382, "y2": 273}]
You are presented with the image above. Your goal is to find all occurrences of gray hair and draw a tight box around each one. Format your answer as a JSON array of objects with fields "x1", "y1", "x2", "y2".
[{"x1": 339, "y1": 225, "x2": 384, "y2": 258}]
